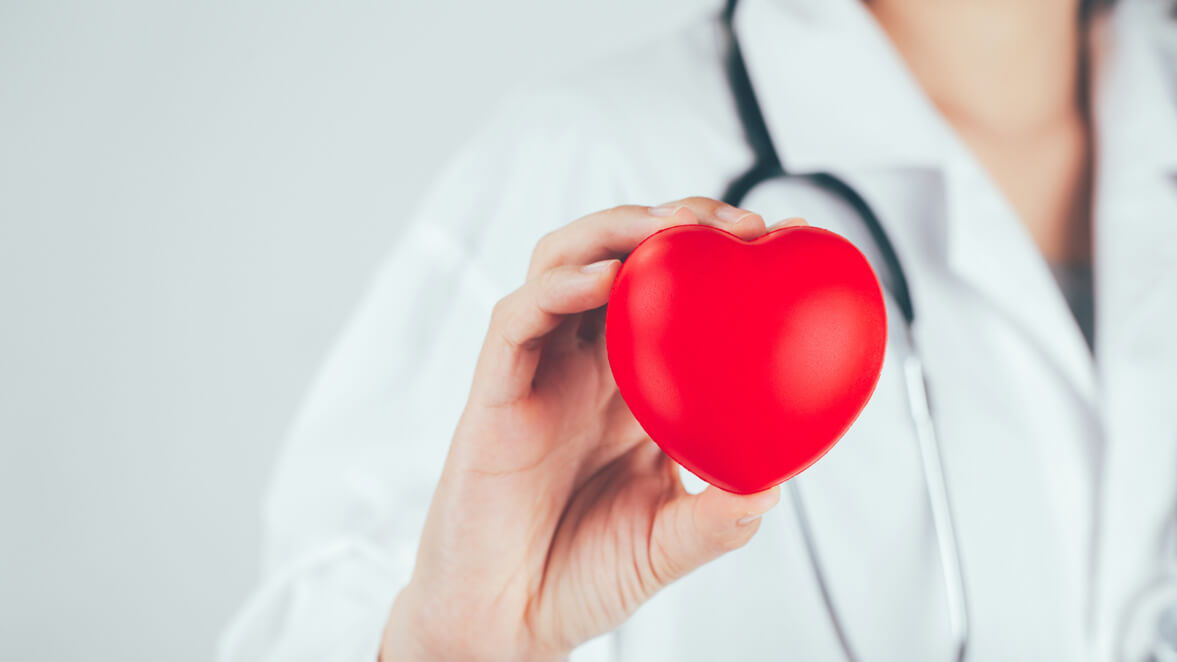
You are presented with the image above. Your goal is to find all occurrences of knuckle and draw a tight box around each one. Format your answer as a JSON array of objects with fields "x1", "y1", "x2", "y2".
[
  {"x1": 489, "y1": 295, "x2": 514, "y2": 328},
  {"x1": 490, "y1": 285, "x2": 546, "y2": 351},
  {"x1": 536, "y1": 265, "x2": 559, "y2": 293},
  {"x1": 533, "y1": 274, "x2": 558, "y2": 313},
  {"x1": 530, "y1": 230, "x2": 561, "y2": 265}
]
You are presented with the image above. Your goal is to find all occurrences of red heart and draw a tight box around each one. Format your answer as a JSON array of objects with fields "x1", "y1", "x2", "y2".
[{"x1": 606, "y1": 225, "x2": 887, "y2": 494}]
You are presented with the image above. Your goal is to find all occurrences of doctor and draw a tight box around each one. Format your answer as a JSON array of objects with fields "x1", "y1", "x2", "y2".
[{"x1": 221, "y1": 0, "x2": 1177, "y2": 660}]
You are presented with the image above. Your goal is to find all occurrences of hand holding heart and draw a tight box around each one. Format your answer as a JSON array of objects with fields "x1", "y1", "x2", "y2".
[{"x1": 381, "y1": 197, "x2": 885, "y2": 661}]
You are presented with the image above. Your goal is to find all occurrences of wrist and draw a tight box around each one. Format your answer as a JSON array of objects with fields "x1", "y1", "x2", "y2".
[{"x1": 380, "y1": 582, "x2": 568, "y2": 662}]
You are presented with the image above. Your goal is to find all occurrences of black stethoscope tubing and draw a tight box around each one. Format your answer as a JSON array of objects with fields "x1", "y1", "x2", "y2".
[
  {"x1": 717, "y1": 2, "x2": 971, "y2": 661},
  {"x1": 718, "y1": 0, "x2": 915, "y2": 327}
]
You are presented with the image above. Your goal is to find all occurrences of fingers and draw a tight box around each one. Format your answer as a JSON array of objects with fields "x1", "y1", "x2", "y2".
[
  {"x1": 473, "y1": 196, "x2": 767, "y2": 407},
  {"x1": 657, "y1": 196, "x2": 766, "y2": 241},
  {"x1": 646, "y1": 483, "x2": 781, "y2": 588},
  {"x1": 475, "y1": 197, "x2": 778, "y2": 407},
  {"x1": 708, "y1": 200, "x2": 768, "y2": 240},
  {"x1": 527, "y1": 197, "x2": 766, "y2": 278},
  {"x1": 525, "y1": 205, "x2": 690, "y2": 280},
  {"x1": 473, "y1": 259, "x2": 621, "y2": 406}
]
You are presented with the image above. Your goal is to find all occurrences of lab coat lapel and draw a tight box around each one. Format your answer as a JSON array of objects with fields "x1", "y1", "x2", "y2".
[
  {"x1": 1089, "y1": 4, "x2": 1177, "y2": 658},
  {"x1": 941, "y1": 165, "x2": 1100, "y2": 406}
]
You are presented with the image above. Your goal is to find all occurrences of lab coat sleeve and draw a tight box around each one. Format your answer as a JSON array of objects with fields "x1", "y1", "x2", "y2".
[{"x1": 218, "y1": 89, "x2": 636, "y2": 662}]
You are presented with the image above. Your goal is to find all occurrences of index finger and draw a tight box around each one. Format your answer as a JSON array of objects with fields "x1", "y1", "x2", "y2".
[
  {"x1": 527, "y1": 198, "x2": 766, "y2": 279},
  {"x1": 525, "y1": 204, "x2": 693, "y2": 279}
]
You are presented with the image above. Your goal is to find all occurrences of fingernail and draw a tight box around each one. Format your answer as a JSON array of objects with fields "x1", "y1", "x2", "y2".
[
  {"x1": 581, "y1": 259, "x2": 616, "y2": 273},
  {"x1": 736, "y1": 487, "x2": 781, "y2": 525},
  {"x1": 648, "y1": 205, "x2": 680, "y2": 217},
  {"x1": 715, "y1": 205, "x2": 749, "y2": 223},
  {"x1": 736, "y1": 513, "x2": 764, "y2": 526}
]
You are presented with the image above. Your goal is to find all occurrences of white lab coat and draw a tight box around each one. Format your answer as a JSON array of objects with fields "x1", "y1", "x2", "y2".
[{"x1": 220, "y1": 0, "x2": 1177, "y2": 660}]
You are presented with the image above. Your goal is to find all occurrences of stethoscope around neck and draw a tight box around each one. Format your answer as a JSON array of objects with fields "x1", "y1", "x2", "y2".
[
  {"x1": 718, "y1": 3, "x2": 967, "y2": 659},
  {"x1": 718, "y1": 1, "x2": 1177, "y2": 661}
]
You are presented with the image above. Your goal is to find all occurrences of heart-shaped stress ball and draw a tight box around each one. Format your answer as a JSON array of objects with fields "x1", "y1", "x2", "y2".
[{"x1": 606, "y1": 224, "x2": 887, "y2": 494}]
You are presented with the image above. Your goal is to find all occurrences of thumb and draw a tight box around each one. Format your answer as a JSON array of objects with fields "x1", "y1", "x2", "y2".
[{"x1": 648, "y1": 483, "x2": 781, "y2": 587}]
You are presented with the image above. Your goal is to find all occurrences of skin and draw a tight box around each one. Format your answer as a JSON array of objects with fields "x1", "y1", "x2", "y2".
[{"x1": 383, "y1": 1, "x2": 1097, "y2": 659}]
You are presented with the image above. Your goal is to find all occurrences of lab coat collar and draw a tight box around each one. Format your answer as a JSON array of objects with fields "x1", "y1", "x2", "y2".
[
  {"x1": 1094, "y1": 0, "x2": 1177, "y2": 177},
  {"x1": 1085, "y1": 5, "x2": 1177, "y2": 325},
  {"x1": 732, "y1": 0, "x2": 1177, "y2": 175},
  {"x1": 734, "y1": 0, "x2": 1101, "y2": 401},
  {"x1": 733, "y1": 0, "x2": 1177, "y2": 409},
  {"x1": 1092, "y1": 0, "x2": 1177, "y2": 341},
  {"x1": 732, "y1": 0, "x2": 954, "y2": 173}
]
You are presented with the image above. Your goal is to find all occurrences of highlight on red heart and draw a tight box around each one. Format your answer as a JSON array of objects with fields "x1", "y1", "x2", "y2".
[{"x1": 606, "y1": 224, "x2": 888, "y2": 494}]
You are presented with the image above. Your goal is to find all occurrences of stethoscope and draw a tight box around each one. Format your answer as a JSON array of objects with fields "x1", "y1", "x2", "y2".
[{"x1": 717, "y1": 0, "x2": 1177, "y2": 660}]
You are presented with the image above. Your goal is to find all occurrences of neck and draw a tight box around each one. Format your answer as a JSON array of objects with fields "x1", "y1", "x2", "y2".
[{"x1": 869, "y1": 0, "x2": 1088, "y2": 136}]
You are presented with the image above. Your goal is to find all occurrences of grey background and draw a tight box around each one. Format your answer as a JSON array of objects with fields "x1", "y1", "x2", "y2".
[{"x1": 0, "y1": 1, "x2": 712, "y2": 660}]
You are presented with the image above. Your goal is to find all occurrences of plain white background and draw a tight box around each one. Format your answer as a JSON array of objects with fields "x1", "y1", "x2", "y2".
[{"x1": 0, "y1": 1, "x2": 715, "y2": 659}]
